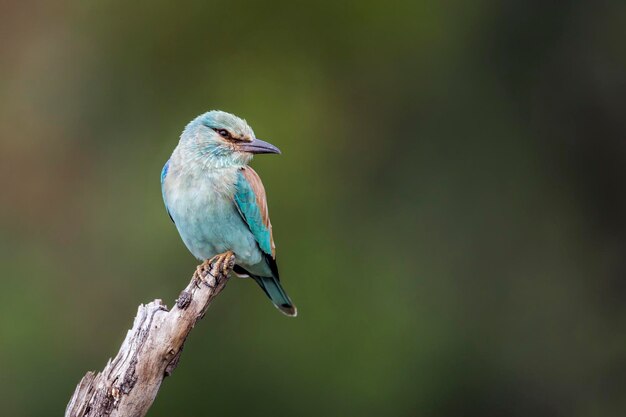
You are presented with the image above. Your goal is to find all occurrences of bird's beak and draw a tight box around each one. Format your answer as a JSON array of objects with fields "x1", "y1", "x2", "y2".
[{"x1": 238, "y1": 138, "x2": 281, "y2": 154}]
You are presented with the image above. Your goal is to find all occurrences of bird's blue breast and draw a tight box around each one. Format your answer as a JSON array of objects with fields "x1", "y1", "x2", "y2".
[{"x1": 162, "y1": 157, "x2": 270, "y2": 275}]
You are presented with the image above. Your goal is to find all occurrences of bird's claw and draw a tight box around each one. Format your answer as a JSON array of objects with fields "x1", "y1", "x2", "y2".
[
  {"x1": 213, "y1": 251, "x2": 235, "y2": 276},
  {"x1": 193, "y1": 259, "x2": 212, "y2": 288},
  {"x1": 193, "y1": 251, "x2": 234, "y2": 289}
]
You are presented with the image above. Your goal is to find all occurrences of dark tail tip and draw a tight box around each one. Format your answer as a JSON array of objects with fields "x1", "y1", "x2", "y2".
[
  {"x1": 279, "y1": 303, "x2": 298, "y2": 317},
  {"x1": 253, "y1": 275, "x2": 298, "y2": 317}
]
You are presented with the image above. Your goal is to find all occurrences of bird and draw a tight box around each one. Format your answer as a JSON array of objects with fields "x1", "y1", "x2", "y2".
[{"x1": 161, "y1": 110, "x2": 296, "y2": 316}]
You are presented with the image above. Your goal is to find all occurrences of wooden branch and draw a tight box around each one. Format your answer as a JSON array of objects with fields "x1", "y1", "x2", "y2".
[{"x1": 65, "y1": 251, "x2": 236, "y2": 417}]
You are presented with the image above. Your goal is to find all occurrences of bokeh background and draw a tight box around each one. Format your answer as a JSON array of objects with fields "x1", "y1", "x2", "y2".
[{"x1": 1, "y1": 1, "x2": 625, "y2": 416}]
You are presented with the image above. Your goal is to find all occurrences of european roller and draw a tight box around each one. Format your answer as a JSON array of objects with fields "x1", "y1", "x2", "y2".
[{"x1": 161, "y1": 110, "x2": 296, "y2": 316}]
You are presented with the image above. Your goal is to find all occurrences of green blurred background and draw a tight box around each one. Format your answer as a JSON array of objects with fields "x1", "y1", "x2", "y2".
[{"x1": 1, "y1": 1, "x2": 625, "y2": 416}]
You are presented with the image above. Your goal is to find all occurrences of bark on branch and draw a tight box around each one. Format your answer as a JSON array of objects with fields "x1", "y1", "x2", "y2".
[{"x1": 65, "y1": 251, "x2": 236, "y2": 417}]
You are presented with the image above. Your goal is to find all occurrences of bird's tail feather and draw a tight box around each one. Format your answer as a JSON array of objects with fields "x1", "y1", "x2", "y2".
[{"x1": 253, "y1": 275, "x2": 297, "y2": 317}]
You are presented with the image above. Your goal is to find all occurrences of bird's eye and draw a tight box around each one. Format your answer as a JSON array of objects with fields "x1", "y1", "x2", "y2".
[{"x1": 215, "y1": 129, "x2": 231, "y2": 139}]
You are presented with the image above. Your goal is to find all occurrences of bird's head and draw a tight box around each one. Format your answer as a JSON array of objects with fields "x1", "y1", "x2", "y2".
[{"x1": 179, "y1": 110, "x2": 280, "y2": 167}]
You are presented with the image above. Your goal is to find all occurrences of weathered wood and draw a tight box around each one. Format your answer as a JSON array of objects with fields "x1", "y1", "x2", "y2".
[{"x1": 65, "y1": 252, "x2": 235, "y2": 417}]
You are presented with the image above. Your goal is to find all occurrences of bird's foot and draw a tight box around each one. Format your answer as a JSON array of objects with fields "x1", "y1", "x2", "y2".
[
  {"x1": 193, "y1": 260, "x2": 211, "y2": 288},
  {"x1": 193, "y1": 251, "x2": 235, "y2": 289},
  {"x1": 211, "y1": 251, "x2": 235, "y2": 279}
]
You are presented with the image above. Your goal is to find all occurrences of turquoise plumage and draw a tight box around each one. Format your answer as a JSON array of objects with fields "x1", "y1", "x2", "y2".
[
  {"x1": 161, "y1": 110, "x2": 296, "y2": 316},
  {"x1": 234, "y1": 170, "x2": 273, "y2": 255}
]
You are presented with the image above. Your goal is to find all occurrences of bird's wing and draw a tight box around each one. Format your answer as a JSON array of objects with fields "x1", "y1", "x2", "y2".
[
  {"x1": 234, "y1": 166, "x2": 276, "y2": 258},
  {"x1": 161, "y1": 159, "x2": 175, "y2": 224}
]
